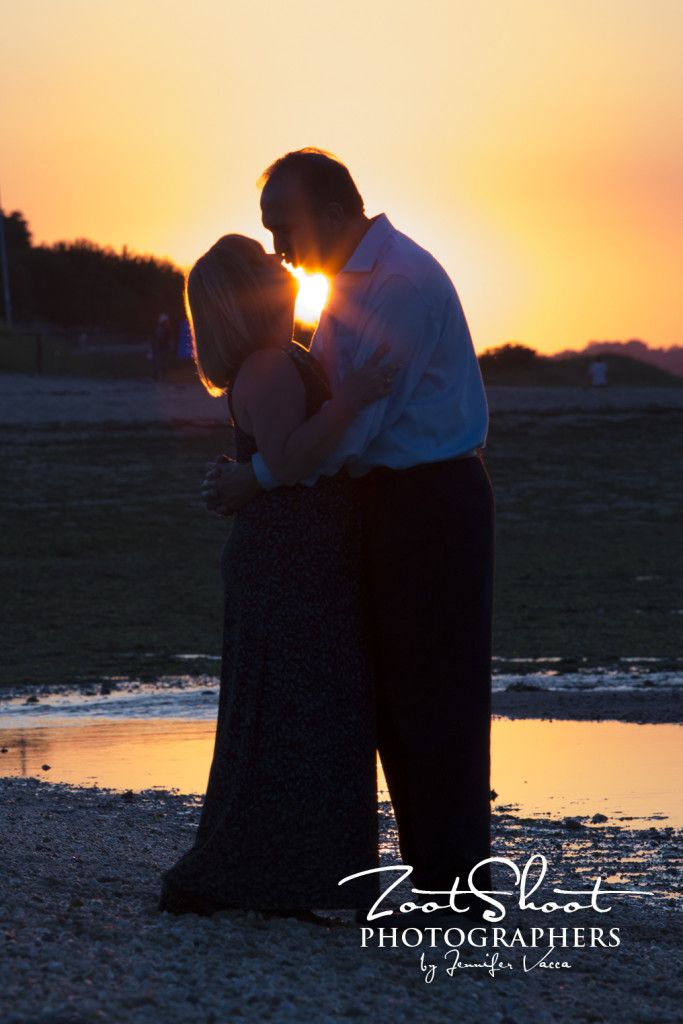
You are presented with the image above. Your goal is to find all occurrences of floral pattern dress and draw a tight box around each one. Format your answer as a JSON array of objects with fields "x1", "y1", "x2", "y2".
[{"x1": 161, "y1": 343, "x2": 378, "y2": 910}]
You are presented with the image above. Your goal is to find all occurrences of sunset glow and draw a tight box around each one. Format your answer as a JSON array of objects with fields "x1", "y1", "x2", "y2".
[
  {"x1": 288, "y1": 266, "x2": 330, "y2": 326},
  {"x1": 1, "y1": 0, "x2": 681, "y2": 354}
]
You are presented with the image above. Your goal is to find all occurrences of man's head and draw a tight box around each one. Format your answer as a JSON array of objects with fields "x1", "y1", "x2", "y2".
[{"x1": 259, "y1": 148, "x2": 367, "y2": 275}]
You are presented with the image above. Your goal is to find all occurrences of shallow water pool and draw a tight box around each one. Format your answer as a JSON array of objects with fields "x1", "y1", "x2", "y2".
[{"x1": 0, "y1": 698, "x2": 680, "y2": 827}]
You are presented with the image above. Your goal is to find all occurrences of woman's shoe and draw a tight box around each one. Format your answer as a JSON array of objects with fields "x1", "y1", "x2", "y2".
[{"x1": 158, "y1": 879, "x2": 222, "y2": 917}]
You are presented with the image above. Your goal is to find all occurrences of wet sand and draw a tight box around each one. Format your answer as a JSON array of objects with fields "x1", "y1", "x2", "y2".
[
  {"x1": 1, "y1": 670, "x2": 681, "y2": 725},
  {"x1": 493, "y1": 686, "x2": 683, "y2": 724}
]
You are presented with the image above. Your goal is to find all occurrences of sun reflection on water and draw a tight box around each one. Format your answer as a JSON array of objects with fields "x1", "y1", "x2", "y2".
[{"x1": 0, "y1": 717, "x2": 680, "y2": 828}]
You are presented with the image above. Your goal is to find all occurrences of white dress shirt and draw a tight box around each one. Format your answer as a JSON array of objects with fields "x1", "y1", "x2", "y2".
[{"x1": 252, "y1": 214, "x2": 488, "y2": 488}]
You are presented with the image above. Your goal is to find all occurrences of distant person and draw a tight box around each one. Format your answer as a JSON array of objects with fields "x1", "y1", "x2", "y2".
[
  {"x1": 176, "y1": 318, "x2": 194, "y2": 360},
  {"x1": 204, "y1": 149, "x2": 495, "y2": 923},
  {"x1": 152, "y1": 314, "x2": 172, "y2": 381},
  {"x1": 589, "y1": 355, "x2": 609, "y2": 388},
  {"x1": 160, "y1": 234, "x2": 395, "y2": 919}
]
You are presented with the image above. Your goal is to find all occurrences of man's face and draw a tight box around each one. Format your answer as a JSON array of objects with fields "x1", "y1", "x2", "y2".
[{"x1": 260, "y1": 173, "x2": 330, "y2": 274}]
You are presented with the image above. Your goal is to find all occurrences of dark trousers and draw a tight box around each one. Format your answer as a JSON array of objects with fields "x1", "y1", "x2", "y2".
[{"x1": 358, "y1": 455, "x2": 495, "y2": 895}]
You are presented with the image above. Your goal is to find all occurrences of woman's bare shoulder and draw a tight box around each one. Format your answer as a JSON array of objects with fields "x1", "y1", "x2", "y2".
[{"x1": 232, "y1": 346, "x2": 304, "y2": 412}]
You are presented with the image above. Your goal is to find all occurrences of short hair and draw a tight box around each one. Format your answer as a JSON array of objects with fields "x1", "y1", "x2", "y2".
[
  {"x1": 259, "y1": 148, "x2": 365, "y2": 218},
  {"x1": 186, "y1": 234, "x2": 287, "y2": 396}
]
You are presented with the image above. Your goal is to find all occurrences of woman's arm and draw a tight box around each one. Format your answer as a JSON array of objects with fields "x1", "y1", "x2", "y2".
[{"x1": 231, "y1": 346, "x2": 395, "y2": 487}]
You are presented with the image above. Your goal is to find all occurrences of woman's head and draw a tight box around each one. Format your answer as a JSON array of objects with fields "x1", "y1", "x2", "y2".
[{"x1": 186, "y1": 234, "x2": 297, "y2": 395}]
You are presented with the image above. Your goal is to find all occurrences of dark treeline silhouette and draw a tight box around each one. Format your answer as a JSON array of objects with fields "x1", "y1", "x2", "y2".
[
  {"x1": 553, "y1": 339, "x2": 683, "y2": 378},
  {"x1": 477, "y1": 340, "x2": 682, "y2": 387},
  {"x1": 1, "y1": 211, "x2": 185, "y2": 332},
  {"x1": 478, "y1": 342, "x2": 537, "y2": 370},
  {"x1": 480, "y1": 340, "x2": 682, "y2": 380}
]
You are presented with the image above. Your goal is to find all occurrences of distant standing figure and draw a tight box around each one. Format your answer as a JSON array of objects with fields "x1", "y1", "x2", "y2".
[
  {"x1": 152, "y1": 314, "x2": 172, "y2": 381},
  {"x1": 589, "y1": 355, "x2": 608, "y2": 388}
]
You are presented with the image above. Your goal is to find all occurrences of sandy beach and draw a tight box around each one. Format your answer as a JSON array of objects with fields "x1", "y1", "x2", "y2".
[
  {"x1": 1, "y1": 374, "x2": 681, "y2": 1021},
  {"x1": 1, "y1": 776, "x2": 681, "y2": 1024}
]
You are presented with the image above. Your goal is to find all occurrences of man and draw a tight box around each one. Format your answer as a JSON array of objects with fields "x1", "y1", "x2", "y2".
[
  {"x1": 152, "y1": 313, "x2": 172, "y2": 381},
  {"x1": 589, "y1": 355, "x2": 608, "y2": 388},
  {"x1": 205, "y1": 149, "x2": 495, "y2": 918}
]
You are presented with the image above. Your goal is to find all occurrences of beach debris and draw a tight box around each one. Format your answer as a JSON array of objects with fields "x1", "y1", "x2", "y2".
[
  {"x1": 562, "y1": 817, "x2": 585, "y2": 830},
  {"x1": 591, "y1": 813, "x2": 608, "y2": 823},
  {"x1": 25, "y1": 695, "x2": 40, "y2": 704},
  {"x1": 41, "y1": 764, "x2": 51, "y2": 771}
]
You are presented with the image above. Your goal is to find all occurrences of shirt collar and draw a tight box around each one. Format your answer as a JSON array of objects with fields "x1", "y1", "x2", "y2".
[{"x1": 338, "y1": 214, "x2": 394, "y2": 274}]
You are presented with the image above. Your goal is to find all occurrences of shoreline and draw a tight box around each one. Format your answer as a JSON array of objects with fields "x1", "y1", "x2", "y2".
[{"x1": 1, "y1": 675, "x2": 681, "y2": 726}]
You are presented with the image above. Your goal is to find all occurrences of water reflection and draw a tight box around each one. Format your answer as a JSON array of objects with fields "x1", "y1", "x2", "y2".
[
  {"x1": 0, "y1": 720, "x2": 214, "y2": 794},
  {"x1": 0, "y1": 716, "x2": 680, "y2": 828},
  {"x1": 492, "y1": 719, "x2": 683, "y2": 826}
]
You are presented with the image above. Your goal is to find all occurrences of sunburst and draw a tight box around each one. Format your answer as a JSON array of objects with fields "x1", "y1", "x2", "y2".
[{"x1": 286, "y1": 265, "x2": 329, "y2": 326}]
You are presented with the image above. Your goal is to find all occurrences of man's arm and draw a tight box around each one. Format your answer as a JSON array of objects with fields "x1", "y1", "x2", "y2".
[
  {"x1": 201, "y1": 344, "x2": 397, "y2": 513},
  {"x1": 204, "y1": 276, "x2": 438, "y2": 511}
]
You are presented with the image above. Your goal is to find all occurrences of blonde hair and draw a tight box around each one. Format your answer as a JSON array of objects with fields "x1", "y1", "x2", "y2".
[{"x1": 186, "y1": 234, "x2": 286, "y2": 396}]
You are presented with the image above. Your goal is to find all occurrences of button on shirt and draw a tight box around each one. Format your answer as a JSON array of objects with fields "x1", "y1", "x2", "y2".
[{"x1": 252, "y1": 214, "x2": 488, "y2": 488}]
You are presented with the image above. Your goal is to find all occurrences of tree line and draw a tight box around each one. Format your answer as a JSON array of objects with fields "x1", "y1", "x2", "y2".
[{"x1": 0, "y1": 211, "x2": 185, "y2": 333}]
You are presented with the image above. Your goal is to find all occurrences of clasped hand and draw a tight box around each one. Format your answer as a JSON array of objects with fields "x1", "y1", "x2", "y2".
[{"x1": 202, "y1": 456, "x2": 260, "y2": 517}]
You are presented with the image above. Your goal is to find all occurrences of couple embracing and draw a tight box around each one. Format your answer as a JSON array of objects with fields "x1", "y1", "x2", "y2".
[{"x1": 160, "y1": 149, "x2": 495, "y2": 925}]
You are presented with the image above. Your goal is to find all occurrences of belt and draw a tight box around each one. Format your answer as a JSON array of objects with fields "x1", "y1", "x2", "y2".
[{"x1": 370, "y1": 449, "x2": 481, "y2": 479}]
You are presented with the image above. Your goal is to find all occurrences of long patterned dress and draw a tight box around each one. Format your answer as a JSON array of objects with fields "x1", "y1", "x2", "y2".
[{"x1": 161, "y1": 343, "x2": 378, "y2": 910}]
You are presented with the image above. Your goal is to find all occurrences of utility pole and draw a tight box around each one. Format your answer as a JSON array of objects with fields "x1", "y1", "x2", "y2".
[{"x1": 0, "y1": 189, "x2": 13, "y2": 327}]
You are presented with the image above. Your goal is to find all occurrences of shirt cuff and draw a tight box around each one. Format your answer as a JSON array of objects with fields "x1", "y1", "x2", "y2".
[{"x1": 252, "y1": 452, "x2": 280, "y2": 491}]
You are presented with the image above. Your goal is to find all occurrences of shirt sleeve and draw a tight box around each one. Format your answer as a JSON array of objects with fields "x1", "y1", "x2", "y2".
[
  {"x1": 252, "y1": 452, "x2": 281, "y2": 491},
  {"x1": 316, "y1": 274, "x2": 442, "y2": 476},
  {"x1": 252, "y1": 451, "x2": 319, "y2": 490}
]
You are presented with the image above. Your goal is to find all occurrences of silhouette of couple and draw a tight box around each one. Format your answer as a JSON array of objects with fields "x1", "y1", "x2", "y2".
[{"x1": 160, "y1": 149, "x2": 494, "y2": 925}]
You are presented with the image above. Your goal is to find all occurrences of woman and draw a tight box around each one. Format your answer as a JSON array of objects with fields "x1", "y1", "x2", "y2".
[{"x1": 160, "y1": 235, "x2": 394, "y2": 919}]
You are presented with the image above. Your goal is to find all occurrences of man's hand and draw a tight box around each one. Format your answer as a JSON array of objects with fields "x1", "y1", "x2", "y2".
[{"x1": 201, "y1": 456, "x2": 262, "y2": 516}]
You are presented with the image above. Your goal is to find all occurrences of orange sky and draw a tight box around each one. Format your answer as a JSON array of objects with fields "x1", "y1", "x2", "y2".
[{"x1": 2, "y1": 0, "x2": 681, "y2": 354}]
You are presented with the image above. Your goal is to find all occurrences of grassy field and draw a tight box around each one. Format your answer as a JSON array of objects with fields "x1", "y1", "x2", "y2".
[{"x1": 1, "y1": 403, "x2": 681, "y2": 689}]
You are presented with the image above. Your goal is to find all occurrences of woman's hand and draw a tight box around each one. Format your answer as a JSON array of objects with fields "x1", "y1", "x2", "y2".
[
  {"x1": 202, "y1": 455, "x2": 262, "y2": 515},
  {"x1": 337, "y1": 344, "x2": 400, "y2": 412}
]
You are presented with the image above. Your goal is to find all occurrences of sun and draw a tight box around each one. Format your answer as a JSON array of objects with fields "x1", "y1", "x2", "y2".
[{"x1": 286, "y1": 265, "x2": 330, "y2": 326}]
